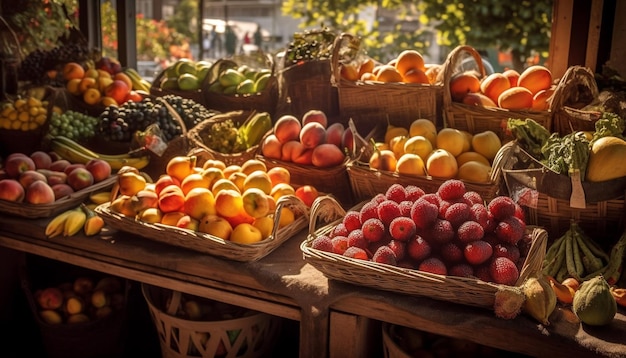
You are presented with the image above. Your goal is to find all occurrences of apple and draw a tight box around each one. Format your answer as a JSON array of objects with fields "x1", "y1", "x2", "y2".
[
  {"x1": 0, "y1": 179, "x2": 25, "y2": 202},
  {"x1": 18, "y1": 170, "x2": 47, "y2": 189},
  {"x1": 4, "y1": 154, "x2": 36, "y2": 179},
  {"x1": 230, "y1": 223, "x2": 263, "y2": 244},
  {"x1": 25, "y1": 181, "x2": 55, "y2": 204},
  {"x1": 105, "y1": 80, "x2": 131, "y2": 105},
  {"x1": 37, "y1": 287, "x2": 64, "y2": 310},
  {"x1": 198, "y1": 214, "x2": 233, "y2": 241},
  {"x1": 85, "y1": 158, "x2": 112, "y2": 183},
  {"x1": 64, "y1": 163, "x2": 87, "y2": 176},
  {"x1": 301, "y1": 109, "x2": 328, "y2": 129},
  {"x1": 67, "y1": 167, "x2": 94, "y2": 191},
  {"x1": 295, "y1": 185, "x2": 319, "y2": 207},
  {"x1": 30, "y1": 151, "x2": 52, "y2": 170},
  {"x1": 215, "y1": 189, "x2": 244, "y2": 218},
  {"x1": 183, "y1": 187, "x2": 217, "y2": 220},
  {"x1": 253, "y1": 215, "x2": 274, "y2": 240},
  {"x1": 242, "y1": 187, "x2": 270, "y2": 218},
  {"x1": 49, "y1": 159, "x2": 71, "y2": 173},
  {"x1": 154, "y1": 174, "x2": 181, "y2": 196}
]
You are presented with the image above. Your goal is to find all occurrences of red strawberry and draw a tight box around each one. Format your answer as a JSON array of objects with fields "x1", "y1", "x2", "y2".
[
  {"x1": 487, "y1": 196, "x2": 517, "y2": 220},
  {"x1": 347, "y1": 229, "x2": 367, "y2": 249},
  {"x1": 385, "y1": 183, "x2": 407, "y2": 203},
  {"x1": 377, "y1": 199, "x2": 402, "y2": 226},
  {"x1": 492, "y1": 243, "x2": 521, "y2": 263},
  {"x1": 474, "y1": 263, "x2": 493, "y2": 282},
  {"x1": 420, "y1": 193, "x2": 441, "y2": 207},
  {"x1": 343, "y1": 246, "x2": 369, "y2": 260},
  {"x1": 410, "y1": 198, "x2": 439, "y2": 230},
  {"x1": 406, "y1": 235, "x2": 431, "y2": 261},
  {"x1": 342, "y1": 210, "x2": 362, "y2": 232},
  {"x1": 490, "y1": 257, "x2": 519, "y2": 285},
  {"x1": 462, "y1": 191, "x2": 484, "y2": 206},
  {"x1": 418, "y1": 257, "x2": 448, "y2": 275},
  {"x1": 331, "y1": 236, "x2": 350, "y2": 255},
  {"x1": 330, "y1": 223, "x2": 349, "y2": 238},
  {"x1": 387, "y1": 240, "x2": 406, "y2": 261},
  {"x1": 514, "y1": 203, "x2": 526, "y2": 222},
  {"x1": 398, "y1": 200, "x2": 413, "y2": 217},
  {"x1": 311, "y1": 235, "x2": 333, "y2": 252},
  {"x1": 389, "y1": 216, "x2": 416, "y2": 241},
  {"x1": 359, "y1": 201, "x2": 380, "y2": 223},
  {"x1": 463, "y1": 240, "x2": 493, "y2": 265},
  {"x1": 372, "y1": 245, "x2": 397, "y2": 265},
  {"x1": 405, "y1": 185, "x2": 425, "y2": 201},
  {"x1": 361, "y1": 218, "x2": 385, "y2": 243},
  {"x1": 494, "y1": 216, "x2": 524, "y2": 245},
  {"x1": 440, "y1": 241, "x2": 464, "y2": 264},
  {"x1": 428, "y1": 219, "x2": 455, "y2": 245},
  {"x1": 448, "y1": 263, "x2": 475, "y2": 278},
  {"x1": 456, "y1": 220, "x2": 484, "y2": 243},
  {"x1": 372, "y1": 193, "x2": 387, "y2": 204},
  {"x1": 444, "y1": 202, "x2": 470, "y2": 228},
  {"x1": 437, "y1": 179, "x2": 466, "y2": 201},
  {"x1": 469, "y1": 203, "x2": 490, "y2": 230}
]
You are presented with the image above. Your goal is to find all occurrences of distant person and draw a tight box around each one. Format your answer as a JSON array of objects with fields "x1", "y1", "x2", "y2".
[
  {"x1": 202, "y1": 31, "x2": 211, "y2": 59},
  {"x1": 209, "y1": 25, "x2": 220, "y2": 58},
  {"x1": 224, "y1": 25, "x2": 237, "y2": 57},
  {"x1": 254, "y1": 24, "x2": 263, "y2": 50}
]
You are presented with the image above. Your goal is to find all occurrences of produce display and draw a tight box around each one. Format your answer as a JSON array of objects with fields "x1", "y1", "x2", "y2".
[{"x1": 206, "y1": 61, "x2": 272, "y2": 96}]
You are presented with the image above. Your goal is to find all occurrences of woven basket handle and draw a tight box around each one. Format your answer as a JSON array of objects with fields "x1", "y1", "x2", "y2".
[
  {"x1": 165, "y1": 289, "x2": 182, "y2": 316},
  {"x1": 548, "y1": 65, "x2": 599, "y2": 112},
  {"x1": 439, "y1": 45, "x2": 486, "y2": 107},
  {"x1": 490, "y1": 140, "x2": 517, "y2": 183},
  {"x1": 516, "y1": 227, "x2": 547, "y2": 284},
  {"x1": 269, "y1": 194, "x2": 310, "y2": 241},
  {"x1": 330, "y1": 32, "x2": 356, "y2": 86},
  {"x1": 308, "y1": 195, "x2": 346, "y2": 236}
]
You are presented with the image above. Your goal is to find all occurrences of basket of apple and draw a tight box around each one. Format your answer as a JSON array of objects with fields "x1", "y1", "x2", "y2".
[
  {"x1": 150, "y1": 58, "x2": 210, "y2": 108},
  {"x1": 0, "y1": 150, "x2": 115, "y2": 218},
  {"x1": 94, "y1": 156, "x2": 313, "y2": 262}
]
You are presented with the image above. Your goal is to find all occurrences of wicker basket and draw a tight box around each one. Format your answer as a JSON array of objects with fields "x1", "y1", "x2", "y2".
[
  {"x1": 95, "y1": 195, "x2": 308, "y2": 262},
  {"x1": 441, "y1": 45, "x2": 552, "y2": 142},
  {"x1": 202, "y1": 54, "x2": 278, "y2": 117},
  {"x1": 0, "y1": 175, "x2": 115, "y2": 219},
  {"x1": 142, "y1": 283, "x2": 281, "y2": 358},
  {"x1": 501, "y1": 140, "x2": 626, "y2": 241},
  {"x1": 331, "y1": 33, "x2": 443, "y2": 131},
  {"x1": 150, "y1": 69, "x2": 205, "y2": 108},
  {"x1": 550, "y1": 65, "x2": 602, "y2": 136},
  {"x1": 186, "y1": 110, "x2": 266, "y2": 167},
  {"x1": 303, "y1": 195, "x2": 547, "y2": 310}
]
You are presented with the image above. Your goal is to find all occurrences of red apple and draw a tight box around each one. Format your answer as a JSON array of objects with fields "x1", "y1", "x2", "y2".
[
  {"x1": 0, "y1": 179, "x2": 25, "y2": 202},
  {"x1": 49, "y1": 159, "x2": 72, "y2": 173},
  {"x1": 85, "y1": 159, "x2": 112, "y2": 183},
  {"x1": 105, "y1": 80, "x2": 130, "y2": 105},
  {"x1": 30, "y1": 151, "x2": 53, "y2": 170},
  {"x1": 38, "y1": 169, "x2": 68, "y2": 186},
  {"x1": 64, "y1": 163, "x2": 87, "y2": 176},
  {"x1": 51, "y1": 183, "x2": 75, "y2": 200},
  {"x1": 4, "y1": 154, "x2": 36, "y2": 179},
  {"x1": 67, "y1": 167, "x2": 94, "y2": 191},
  {"x1": 18, "y1": 170, "x2": 47, "y2": 189},
  {"x1": 25, "y1": 181, "x2": 55, "y2": 204}
]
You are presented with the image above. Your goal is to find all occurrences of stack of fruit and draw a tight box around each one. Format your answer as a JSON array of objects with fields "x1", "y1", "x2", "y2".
[
  {"x1": 154, "y1": 58, "x2": 212, "y2": 92},
  {"x1": 0, "y1": 95, "x2": 49, "y2": 132},
  {"x1": 205, "y1": 61, "x2": 271, "y2": 96}
]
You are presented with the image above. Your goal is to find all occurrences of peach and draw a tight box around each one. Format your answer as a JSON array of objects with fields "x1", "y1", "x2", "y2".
[
  {"x1": 85, "y1": 159, "x2": 112, "y2": 183},
  {"x1": 243, "y1": 170, "x2": 273, "y2": 195},
  {"x1": 498, "y1": 86, "x2": 533, "y2": 110},
  {"x1": 4, "y1": 154, "x2": 36, "y2": 179},
  {"x1": 37, "y1": 169, "x2": 67, "y2": 186},
  {"x1": 63, "y1": 163, "x2": 86, "y2": 176},
  {"x1": 230, "y1": 223, "x2": 263, "y2": 244},
  {"x1": 461, "y1": 92, "x2": 497, "y2": 107},
  {"x1": 253, "y1": 215, "x2": 274, "y2": 240},
  {"x1": 125, "y1": 90, "x2": 144, "y2": 103},
  {"x1": 37, "y1": 287, "x2": 64, "y2": 310},
  {"x1": 180, "y1": 173, "x2": 212, "y2": 195},
  {"x1": 109, "y1": 195, "x2": 137, "y2": 217},
  {"x1": 212, "y1": 178, "x2": 240, "y2": 196},
  {"x1": 183, "y1": 187, "x2": 216, "y2": 220},
  {"x1": 480, "y1": 73, "x2": 511, "y2": 104},
  {"x1": 532, "y1": 88, "x2": 554, "y2": 111},
  {"x1": 222, "y1": 165, "x2": 242, "y2": 179},
  {"x1": 261, "y1": 134, "x2": 283, "y2": 159},
  {"x1": 104, "y1": 80, "x2": 131, "y2": 105},
  {"x1": 518, "y1": 65, "x2": 552, "y2": 95},
  {"x1": 138, "y1": 207, "x2": 163, "y2": 223},
  {"x1": 341, "y1": 127, "x2": 355, "y2": 154},
  {"x1": 402, "y1": 68, "x2": 429, "y2": 84},
  {"x1": 224, "y1": 210, "x2": 255, "y2": 228},
  {"x1": 166, "y1": 155, "x2": 197, "y2": 183},
  {"x1": 267, "y1": 166, "x2": 290, "y2": 187},
  {"x1": 369, "y1": 149, "x2": 397, "y2": 172},
  {"x1": 300, "y1": 122, "x2": 327, "y2": 149},
  {"x1": 154, "y1": 175, "x2": 180, "y2": 196},
  {"x1": 18, "y1": 170, "x2": 47, "y2": 189},
  {"x1": 311, "y1": 144, "x2": 346, "y2": 168},
  {"x1": 292, "y1": 148, "x2": 314, "y2": 165},
  {"x1": 502, "y1": 69, "x2": 520, "y2": 87},
  {"x1": 281, "y1": 140, "x2": 304, "y2": 162},
  {"x1": 67, "y1": 167, "x2": 94, "y2": 191},
  {"x1": 176, "y1": 215, "x2": 199, "y2": 231},
  {"x1": 62, "y1": 62, "x2": 85, "y2": 81},
  {"x1": 198, "y1": 214, "x2": 233, "y2": 241},
  {"x1": 160, "y1": 211, "x2": 187, "y2": 226},
  {"x1": 215, "y1": 189, "x2": 244, "y2": 218},
  {"x1": 325, "y1": 123, "x2": 344, "y2": 148},
  {"x1": 240, "y1": 159, "x2": 267, "y2": 175},
  {"x1": 131, "y1": 190, "x2": 159, "y2": 213},
  {"x1": 25, "y1": 180, "x2": 55, "y2": 204},
  {"x1": 301, "y1": 109, "x2": 328, "y2": 129},
  {"x1": 51, "y1": 183, "x2": 75, "y2": 200},
  {"x1": 269, "y1": 182, "x2": 296, "y2": 202},
  {"x1": 79, "y1": 77, "x2": 98, "y2": 93},
  {"x1": 0, "y1": 179, "x2": 25, "y2": 202},
  {"x1": 202, "y1": 159, "x2": 227, "y2": 171},
  {"x1": 83, "y1": 88, "x2": 102, "y2": 107},
  {"x1": 228, "y1": 172, "x2": 248, "y2": 192},
  {"x1": 114, "y1": 72, "x2": 133, "y2": 89},
  {"x1": 242, "y1": 187, "x2": 270, "y2": 218},
  {"x1": 30, "y1": 151, "x2": 52, "y2": 170},
  {"x1": 49, "y1": 159, "x2": 72, "y2": 173},
  {"x1": 273, "y1": 115, "x2": 302, "y2": 144},
  {"x1": 158, "y1": 184, "x2": 185, "y2": 213},
  {"x1": 449, "y1": 71, "x2": 481, "y2": 102},
  {"x1": 295, "y1": 185, "x2": 319, "y2": 207},
  {"x1": 66, "y1": 78, "x2": 82, "y2": 95}
]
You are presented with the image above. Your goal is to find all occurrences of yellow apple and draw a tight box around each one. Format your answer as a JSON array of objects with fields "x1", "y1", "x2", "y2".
[
  {"x1": 198, "y1": 214, "x2": 233, "y2": 240},
  {"x1": 240, "y1": 159, "x2": 267, "y2": 175},
  {"x1": 253, "y1": 215, "x2": 274, "y2": 240},
  {"x1": 201, "y1": 167, "x2": 225, "y2": 190},
  {"x1": 180, "y1": 172, "x2": 212, "y2": 195},
  {"x1": 212, "y1": 178, "x2": 240, "y2": 196},
  {"x1": 228, "y1": 171, "x2": 248, "y2": 192},
  {"x1": 138, "y1": 207, "x2": 163, "y2": 223},
  {"x1": 83, "y1": 87, "x2": 102, "y2": 106},
  {"x1": 160, "y1": 211, "x2": 187, "y2": 226},
  {"x1": 183, "y1": 187, "x2": 216, "y2": 220},
  {"x1": 230, "y1": 223, "x2": 263, "y2": 244},
  {"x1": 270, "y1": 182, "x2": 296, "y2": 202},
  {"x1": 278, "y1": 207, "x2": 295, "y2": 228},
  {"x1": 242, "y1": 187, "x2": 270, "y2": 218},
  {"x1": 215, "y1": 189, "x2": 244, "y2": 218},
  {"x1": 243, "y1": 170, "x2": 272, "y2": 195}
]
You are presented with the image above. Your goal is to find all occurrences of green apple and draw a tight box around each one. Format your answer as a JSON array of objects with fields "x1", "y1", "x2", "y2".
[
  {"x1": 178, "y1": 73, "x2": 200, "y2": 91},
  {"x1": 160, "y1": 76, "x2": 179, "y2": 90},
  {"x1": 175, "y1": 59, "x2": 197, "y2": 76},
  {"x1": 196, "y1": 66, "x2": 210, "y2": 84},
  {"x1": 219, "y1": 68, "x2": 245, "y2": 87},
  {"x1": 236, "y1": 79, "x2": 256, "y2": 95},
  {"x1": 255, "y1": 73, "x2": 271, "y2": 92}
]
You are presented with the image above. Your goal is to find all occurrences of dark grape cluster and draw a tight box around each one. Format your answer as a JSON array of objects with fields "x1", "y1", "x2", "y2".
[
  {"x1": 97, "y1": 97, "x2": 183, "y2": 143},
  {"x1": 18, "y1": 43, "x2": 91, "y2": 84},
  {"x1": 159, "y1": 94, "x2": 219, "y2": 130},
  {"x1": 48, "y1": 110, "x2": 99, "y2": 141},
  {"x1": 284, "y1": 27, "x2": 337, "y2": 67}
]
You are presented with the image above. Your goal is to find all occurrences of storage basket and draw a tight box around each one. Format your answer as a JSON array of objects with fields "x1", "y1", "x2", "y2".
[
  {"x1": 302, "y1": 195, "x2": 547, "y2": 310},
  {"x1": 441, "y1": 45, "x2": 552, "y2": 142},
  {"x1": 500, "y1": 140, "x2": 626, "y2": 240},
  {"x1": 20, "y1": 255, "x2": 129, "y2": 358},
  {"x1": 550, "y1": 65, "x2": 602, "y2": 136},
  {"x1": 186, "y1": 110, "x2": 266, "y2": 166},
  {"x1": 150, "y1": 68, "x2": 205, "y2": 108},
  {"x1": 331, "y1": 33, "x2": 443, "y2": 131},
  {"x1": 95, "y1": 195, "x2": 308, "y2": 262},
  {"x1": 202, "y1": 53, "x2": 278, "y2": 117},
  {"x1": 142, "y1": 283, "x2": 281, "y2": 358}
]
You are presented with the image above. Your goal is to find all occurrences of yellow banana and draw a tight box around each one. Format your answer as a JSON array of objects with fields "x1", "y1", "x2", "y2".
[
  {"x1": 240, "y1": 112, "x2": 272, "y2": 148},
  {"x1": 124, "y1": 68, "x2": 152, "y2": 92},
  {"x1": 45, "y1": 209, "x2": 78, "y2": 238},
  {"x1": 49, "y1": 138, "x2": 151, "y2": 170},
  {"x1": 63, "y1": 209, "x2": 87, "y2": 237},
  {"x1": 89, "y1": 191, "x2": 113, "y2": 205}
]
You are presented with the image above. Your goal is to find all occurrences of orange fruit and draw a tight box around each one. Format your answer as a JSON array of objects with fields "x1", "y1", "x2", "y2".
[
  {"x1": 358, "y1": 58, "x2": 376, "y2": 78},
  {"x1": 402, "y1": 68, "x2": 430, "y2": 84},
  {"x1": 395, "y1": 50, "x2": 426, "y2": 77},
  {"x1": 375, "y1": 65, "x2": 403, "y2": 83},
  {"x1": 498, "y1": 86, "x2": 533, "y2": 110},
  {"x1": 518, "y1": 65, "x2": 552, "y2": 95},
  {"x1": 436, "y1": 128, "x2": 466, "y2": 157},
  {"x1": 426, "y1": 149, "x2": 458, "y2": 179},
  {"x1": 449, "y1": 71, "x2": 481, "y2": 102}
]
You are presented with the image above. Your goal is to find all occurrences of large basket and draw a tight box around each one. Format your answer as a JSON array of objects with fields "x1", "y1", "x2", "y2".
[
  {"x1": 150, "y1": 69, "x2": 205, "y2": 108},
  {"x1": 186, "y1": 110, "x2": 265, "y2": 167},
  {"x1": 501, "y1": 140, "x2": 626, "y2": 241},
  {"x1": 302, "y1": 195, "x2": 547, "y2": 310},
  {"x1": 202, "y1": 54, "x2": 278, "y2": 117},
  {"x1": 0, "y1": 175, "x2": 115, "y2": 219},
  {"x1": 550, "y1": 65, "x2": 602, "y2": 136},
  {"x1": 142, "y1": 283, "x2": 281, "y2": 358},
  {"x1": 441, "y1": 45, "x2": 552, "y2": 142},
  {"x1": 95, "y1": 195, "x2": 308, "y2": 262},
  {"x1": 331, "y1": 33, "x2": 443, "y2": 131}
]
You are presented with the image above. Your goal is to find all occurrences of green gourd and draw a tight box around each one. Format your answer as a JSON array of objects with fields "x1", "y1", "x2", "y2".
[{"x1": 572, "y1": 275, "x2": 617, "y2": 326}]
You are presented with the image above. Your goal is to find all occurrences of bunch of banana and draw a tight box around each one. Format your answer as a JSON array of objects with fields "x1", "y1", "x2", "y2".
[
  {"x1": 238, "y1": 111, "x2": 272, "y2": 149},
  {"x1": 123, "y1": 67, "x2": 152, "y2": 93},
  {"x1": 45, "y1": 207, "x2": 87, "y2": 238},
  {"x1": 49, "y1": 135, "x2": 150, "y2": 170},
  {"x1": 542, "y1": 221, "x2": 626, "y2": 284}
]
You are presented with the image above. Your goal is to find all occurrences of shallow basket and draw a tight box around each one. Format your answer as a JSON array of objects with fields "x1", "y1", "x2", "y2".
[
  {"x1": 550, "y1": 65, "x2": 602, "y2": 136},
  {"x1": 0, "y1": 175, "x2": 115, "y2": 219},
  {"x1": 142, "y1": 283, "x2": 281, "y2": 358},
  {"x1": 331, "y1": 33, "x2": 443, "y2": 131},
  {"x1": 95, "y1": 195, "x2": 308, "y2": 262},
  {"x1": 500, "y1": 140, "x2": 626, "y2": 241},
  {"x1": 441, "y1": 45, "x2": 552, "y2": 142},
  {"x1": 186, "y1": 110, "x2": 263, "y2": 167},
  {"x1": 302, "y1": 195, "x2": 547, "y2": 310}
]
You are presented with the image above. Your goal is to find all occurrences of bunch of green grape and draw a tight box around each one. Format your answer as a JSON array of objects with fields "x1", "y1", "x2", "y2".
[
  {"x1": 47, "y1": 110, "x2": 99, "y2": 141},
  {"x1": 204, "y1": 119, "x2": 246, "y2": 154}
]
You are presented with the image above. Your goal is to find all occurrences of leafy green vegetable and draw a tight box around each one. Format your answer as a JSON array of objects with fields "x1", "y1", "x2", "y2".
[
  {"x1": 540, "y1": 131, "x2": 590, "y2": 178},
  {"x1": 506, "y1": 118, "x2": 552, "y2": 159},
  {"x1": 591, "y1": 111, "x2": 626, "y2": 143}
]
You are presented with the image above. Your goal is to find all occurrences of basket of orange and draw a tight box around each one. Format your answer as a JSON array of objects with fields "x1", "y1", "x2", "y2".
[
  {"x1": 441, "y1": 45, "x2": 553, "y2": 142},
  {"x1": 331, "y1": 33, "x2": 443, "y2": 134}
]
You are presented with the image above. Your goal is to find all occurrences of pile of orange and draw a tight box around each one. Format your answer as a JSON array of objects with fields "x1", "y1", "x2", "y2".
[{"x1": 340, "y1": 50, "x2": 442, "y2": 85}]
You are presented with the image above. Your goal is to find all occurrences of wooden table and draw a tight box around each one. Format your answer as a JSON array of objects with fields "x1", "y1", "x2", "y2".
[{"x1": 1, "y1": 214, "x2": 625, "y2": 358}]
